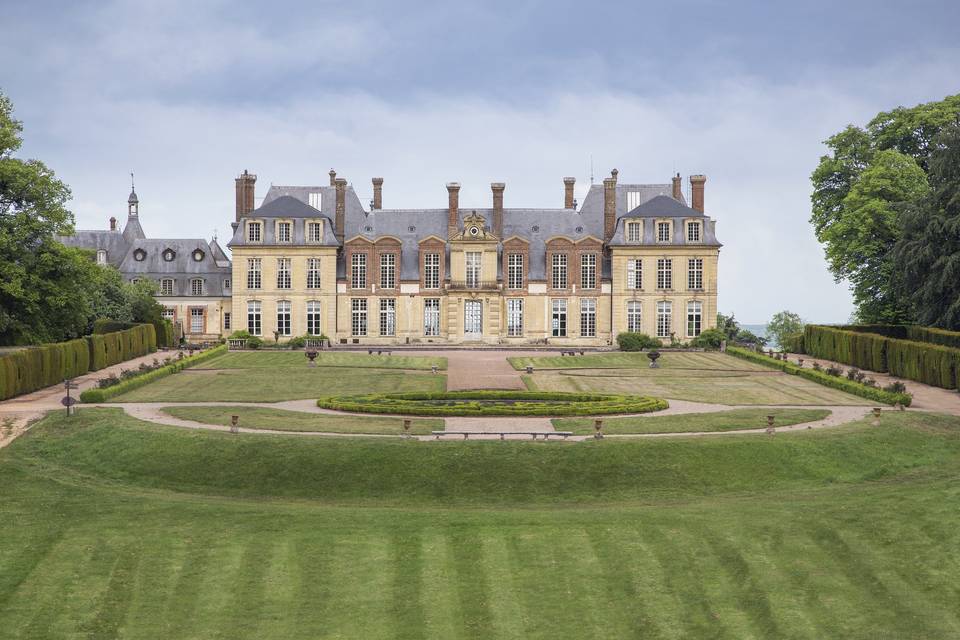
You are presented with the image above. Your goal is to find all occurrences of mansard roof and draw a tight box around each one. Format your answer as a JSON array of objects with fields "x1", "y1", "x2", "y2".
[
  {"x1": 624, "y1": 194, "x2": 702, "y2": 218},
  {"x1": 228, "y1": 195, "x2": 340, "y2": 247}
]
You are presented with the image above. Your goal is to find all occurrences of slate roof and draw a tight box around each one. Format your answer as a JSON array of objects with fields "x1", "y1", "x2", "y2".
[
  {"x1": 227, "y1": 195, "x2": 340, "y2": 247},
  {"x1": 59, "y1": 230, "x2": 130, "y2": 267},
  {"x1": 609, "y1": 195, "x2": 722, "y2": 247}
]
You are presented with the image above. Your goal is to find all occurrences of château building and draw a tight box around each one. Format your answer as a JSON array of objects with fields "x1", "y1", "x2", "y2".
[{"x1": 227, "y1": 169, "x2": 720, "y2": 345}]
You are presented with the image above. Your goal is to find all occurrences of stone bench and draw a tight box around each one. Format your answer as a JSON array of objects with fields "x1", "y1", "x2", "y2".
[
  {"x1": 432, "y1": 431, "x2": 573, "y2": 441},
  {"x1": 560, "y1": 350, "x2": 585, "y2": 356},
  {"x1": 368, "y1": 349, "x2": 392, "y2": 356}
]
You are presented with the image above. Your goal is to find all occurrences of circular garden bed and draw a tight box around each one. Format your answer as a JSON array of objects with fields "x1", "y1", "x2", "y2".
[{"x1": 316, "y1": 391, "x2": 668, "y2": 417}]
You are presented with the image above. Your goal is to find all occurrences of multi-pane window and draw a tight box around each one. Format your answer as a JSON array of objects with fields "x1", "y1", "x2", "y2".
[
  {"x1": 247, "y1": 222, "x2": 261, "y2": 242},
  {"x1": 160, "y1": 279, "x2": 174, "y2": 295},
  {"x1": 627, "y1": 222, "x2": 642, "y2": 243},
  {"x1": 223, "y1": 312, "x2": 231, "y2": 330},
  {"x1": 380, "y1": 253, "x2": 396, "y2": 289},
  {"x1": 423, "y1": 253, "x2": 440, "y2": 289},
  {"x1": 551, "y1": 299, "x2": 567, "y2": 337},
  {"x1": 277, "y1": 258, "x2": 291, "y2": 289},
  {"x1": 379, "y1": 298, "x2": 396, "y2": 336},
  {"x1": 351, "y1": 298, "x2": 367, "y2": 336},
  {"x1": 657, "y1": 221, "x2": 671, "y2": 243},
  {"x1": 687, "y1": 221, "x2": 701, "y2": 243},
  {"x1": 277, "y1": 221, "x2": 292, "y2": 243},
  {"x1": 656, "y1": 301, "x2": 672, "y2": 338},
  {"x1": 306, "y1": 258, "x2": 321, "y2": 289},
  {"x1": 190, "y1": 278, "x2": 204, "y2": 296},
  {"x1": 465, "y1": 252, "x2": 481, "y2": 288},
  {"x1": 627, "y1": 258, "x2": 642, "y2": 290},
  {"x1": 507, "y1": 298, "x2": 523, "y2": 336},
  {"x1": 96, "y1": 250, "x2": 107, "y2": 264},
  {"x1": 224, "y1": 279, "x2": 231, "y2": 290},
  {"x1": 424, "y1": 299, "x2": 440, "y2": 336},
  {"x1": 190, "y1": 308, "x2": 204, "y2": 333},
  {"x1": 306, "y1": 301, "x2": 322, "y2": 335},
  {"x1": 277, "y1": 300, "x2": 291, "y2": 336},
  {"x1": 161, "y1": 308, "x2": 174, "y2": 321},
  {"x1": 351, "y1": 253, "x2": 367, "y2": 289},
  {"x1": 307, "y1": 221, "x2": 323, "y2": 243},
  {"x1": 627, "y1": 301, "x2": 642, "y2": 332},
  {"x1": 688, "y1": 258, "x2": 704, "y2": 290},
  {"x1": 247, "y1": 301, "x2": 261, "y2": 335},
  {"x1": 687, "y1": 301, "x2": 703, "y2": 337},
  {"x1": 580, "y1": 298, "x2": 597, "y2": 337},
  {"x1": 552, "y1": 254, "x2": 568, "y2": 289},
  {"x1": 247, "y1": 258, "x2": 261, "y2": 289},
  {"x1": 507, "y1": 254, "x2": 524, "y2": 290},
  {"x1": 657, "y1": 258, "x2": 672, "y2": 290},
  {"x1": 580, "y1": 253, "x2": 597, "y2": 289}
]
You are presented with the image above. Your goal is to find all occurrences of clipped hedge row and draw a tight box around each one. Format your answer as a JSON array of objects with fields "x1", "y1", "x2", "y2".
[
  {"x1": 906, "y1": 326, "x2": 960, "y2": 350},
  {"x1": 726, "y1": 346, "x2": 913, "y2": 406},
  {"x1": 803, "y1": 325, "x2": 888, "y2": 372},
  {"x1": 0, "y1": 339, "x2": 91, "y2": 401},
  {"x1": 87, "y1": 324, "x2": 157, "y2": 371},
  {"x1": 318, "y1": 390, "x2": 669, "y2": 417},
  {"x1": 80, "y1": 344, "x2": 227, "y2": 403}
]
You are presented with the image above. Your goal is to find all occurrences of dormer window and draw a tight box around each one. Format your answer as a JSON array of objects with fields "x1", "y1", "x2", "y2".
[
  {"x1": 247, "y1": 221, "x2": 261, "y2": 243},
  {"x1": 277, "y1": 221, "x2": 292, "y2": 243},
  {"x1": 626, "y1": 221, "x2": 642, "y2": 243},
  {"x1": 656, "y1": 221, "x2": 672, "y2": 243},
  {"x1": 307, "y1": 221, "x2": 323, "y2": 243},
  {"x1": 133, "y1": 249, "x2": 146, "y2": 262},
  {"x1": 192, "y1": 249, "x2": 204, "y2": 262},
  {"x1": 190, "y1": 278, "x2": 204, "y2": 296},
  {"x1": 687, "y1": 221, "x2": 702, "y2": 243},
  {"x1": 96, "y1": 250, "x2": 107, "y2": 264},
  {"x1": 162, "y1": 249, "x2": 176, "y2": 262},
  {"x1": 159, "y1": 279, "x2": 174, "y2": 295}
]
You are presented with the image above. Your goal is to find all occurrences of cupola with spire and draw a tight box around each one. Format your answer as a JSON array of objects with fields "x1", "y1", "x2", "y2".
[
  {"x1": 122, "y1": 172, "x2": 146, "y2": 242},
  {"x1": 128, "y1": 172, "x2": 139, "y2": 217}
]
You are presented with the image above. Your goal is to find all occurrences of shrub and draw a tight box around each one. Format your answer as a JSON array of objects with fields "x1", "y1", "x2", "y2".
[
  {"x1": 80, "y1": 345, "x2": 227, "y2": 402},
  {"x1": 825, "y1": 365, "x2": 843, "y2": 377},
  {"x1": 247, "y1": 336, "x2": 263, "y2": 349},
  {"x1": 846, "y1": 367, "x2": 860, "y2": 381},
  {"x1": 812, "y1": 362, "x2": 822, "y2": 372},
  {"x1": 884, "y1": 380, "x2": 907, "y2": 394},
  {"x1": 287, "y1": 336, "x2": 307, "y2": 349},
  {"x1": 689, "y1": 328, "x2": 726, "y2": 349},
  {"x1": 780, "y1": 332, "x2": 805, "y2": 354},
  {"x1": 617, "y1": 332, "x2": 660, "y2": 351}
]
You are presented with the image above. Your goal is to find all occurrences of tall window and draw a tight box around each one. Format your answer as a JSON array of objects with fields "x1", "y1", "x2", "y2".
[
  {"x1": 277, "y1": 258, "x2": 291, "y2": 289},
  {"x1": 688, "y1": 258, "x2": 703, "y2": 290},
  {"x1": 160, "y1": 279, "x2": 174, "y2": 295},
  {"x1": 380, "y1": 253, "x2": 396, "y2": 289},
  {"x1": 507, "y1": 253, "x2": 524, "y2": 290},
  {"x1": 580, "y1": 298, "x2": 597, "y2": 337},
  {"x1": 687, "y1": 301, "x2": 703, "y2": 337},
  {"x1": 307, "y1": 221, "x2": 323, "y2": 243},
  {"x1": 507, "y1": 298, "x2": 523, "y2": 337},
  {"x1": 551, "y1": 299, "x2": 567, "y2": 337},
  {"x1": 277, "y1": 221, "x2": 292, "y2": 243},
  {"x1": 96, "y1": 250, "x2": 107, "y2": 264},
  {"x1": 627, "y1": 222, "x2": 642, "y2": 243},
  {"x1": 247, "y1": 301, "x2": 261, "y2": 335},
  {"x1": 656, "y1": 301, "x2": 672, "y2": 338},
  {"x1": 277, "y1": 300, "x2": 291, "y2": 336},
  {"x1": 627, "y1": 258, "x2": 642, "y2": 290},
  {"x1": 424, "y1": 299, "x2": 440, "y2": 336},
  {"x1": 465, "y1": 252, "x2": 481, "y2": 288},
  {"x1": 247, "y1": 222, "x2": 261, "y2": 242},
  {"x1": 423, "y1": 253, "x2": 440, "y2": 289},
  {"x1": 657, "y1": 258, "x2": 672, "y2": 290},
  {"x1": 627, "y1": 301, "x2": 642, "y2": 332},
  {"x1": 687, "y1": 221, "x2": 701, "y2": 243},
  {"x1": 580, "y1": 253, "x2": 597, "y2": 289},
  {"x1": 351, "y1": 253, "x2": 367, "y2": 289},
  {"x1": 306, "y1": 301, "x2": 322, "y2": 335},
  {"x1": 307, "y1": 258, "x2": 321, "y2": 289},
  {"x1": 161, "y1": 308, "x2": 174, "y2": 321},
  {"x1": 379, "y1": 298, "x2": 396, "y2": 336},
  {"x1": 190, "y1": 278, "x2": 204, "y2": 296},
  {"x1": 351, "y1": 299, "x2": 367, "y2": 336},
  {"x1": 190, "y1": 308, "x2": 204, "y2": 333},
  {"x1": 223, "y1": 312, "x2": 231, "y2": 331},
  {"x1": 657, "y1": 221, "x2": 671, "y2": 243},
  {"x1": 247, "y1": 258, "x2": 261, "y2": 289},
  {"x1": 552, "y1": 254, "x2": 568, "y2": 289}
]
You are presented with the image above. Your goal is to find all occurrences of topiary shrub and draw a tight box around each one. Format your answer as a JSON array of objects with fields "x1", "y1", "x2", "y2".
[{"x1": 689, "y1": 328, "x2": 726, "y2": 349}]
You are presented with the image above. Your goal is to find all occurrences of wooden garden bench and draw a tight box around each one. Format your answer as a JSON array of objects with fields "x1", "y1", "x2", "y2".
[{"x1": 431, "y1": 431, "x2": 573, "y2": 441}]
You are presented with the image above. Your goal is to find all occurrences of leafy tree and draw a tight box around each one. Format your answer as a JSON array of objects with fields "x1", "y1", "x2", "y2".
[
  {"x1": 716, "y1": 312, "x2": 740, "y2": 340},
  {"x1": 767, "y1": 310, "x2": 805, "y2": 349},
  {"x1": 892, "y1": 121, "x2": 960, "y2": 329}
]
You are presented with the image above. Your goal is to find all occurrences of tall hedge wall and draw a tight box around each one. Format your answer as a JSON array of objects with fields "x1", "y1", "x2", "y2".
[
  {"x1": 0, "y1": 339, "x2": 90, "y2": 401},
  {"x1": 905, "y1": 326, "x2": 960, "y2": 350},
  {"x1": 86, "y1": 324, "x2": 157, "y2": 372}
]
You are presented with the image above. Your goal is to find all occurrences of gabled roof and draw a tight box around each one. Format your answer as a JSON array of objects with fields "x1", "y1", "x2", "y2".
[{"x1": 623, "y1": 194, "x2": 701, "y2": 218}]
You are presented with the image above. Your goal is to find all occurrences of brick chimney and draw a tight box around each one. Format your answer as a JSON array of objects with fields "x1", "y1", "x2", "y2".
[
  {"x1": 109, "y1": 216, "x2": 117, "y2": 231},
  {"x1": 234, "y1": 170, "x2": 256, "y2": 222},
  {"x1": 603, "y1": 169, "x2": 618, "y2": 242},
  {"x1": 491, "y1": 182, "x2": 505, "y2": 238},
  {"x1": 334, "y1": 178, "x2": 347, "y2": 244},
  {"x1": 372, "y1": 177, "x2": 383, "y2": 210},
  {"x1": 329, "y1": 168, "x2": 337, "y2": 186},
  {"x1": 563, "y1": 177, "x2": 576, "y2": 209},
  {"x1": 447, "y1": 182, "x2": 460, "y2": 237},
  {"x1": 690, "y1": 174, "x2": 706, "y2": 213},
  {"x1": 672, "y1": 173, "x2": 682, "y2": 201}
]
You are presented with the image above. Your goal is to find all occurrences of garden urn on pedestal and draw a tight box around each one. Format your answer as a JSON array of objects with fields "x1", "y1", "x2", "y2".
[
  {"x1": 594, "y1": 419, "x2": 604, "y2": 439},
  {"x1": 305, "y1": 349, "x2": 318, "y2": 367},
  {"x1": 647, "y1": 351, "x2": 661, "y2": 369},
  {"x1": 873, "y1": 407, "x2": 882, "y2": 425},
  {"x1": 403, "y1": 419, "x2": 412, "y2": 438},
  {"x1": 230, "y1": 415, "x2": 239, "y2": 434}
]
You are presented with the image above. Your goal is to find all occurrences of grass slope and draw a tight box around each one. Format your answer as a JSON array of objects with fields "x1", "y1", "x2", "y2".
[
  {"x1": 554, "y1": 408, "x2": 832, "y2": 435},
  {"x1": 202, "y1": 351, "x2": 447, "y2": 370},
  {"x1": 163, "y1": 406, "x2": 444, "y2": 435},
  {"x1": 2, "y1": 409, "x2": 959, "y2": 638}
]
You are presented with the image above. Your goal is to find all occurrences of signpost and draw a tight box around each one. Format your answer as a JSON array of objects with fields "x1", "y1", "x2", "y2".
[{"x1": 63, "y1": 379, "x2": 79, "y2": 416}]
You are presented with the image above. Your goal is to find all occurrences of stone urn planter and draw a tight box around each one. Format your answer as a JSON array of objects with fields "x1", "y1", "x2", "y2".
[
  {"x1": 647, "y1": 350, "x2": 661, "y2": 369},
  {"x1": 305, "y1": 349, "x2": 319, "y2": 367}
]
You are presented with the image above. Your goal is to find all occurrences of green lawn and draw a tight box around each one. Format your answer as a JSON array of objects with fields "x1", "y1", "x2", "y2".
[
  {"x1": 202, "y1": 350, "x2": 447, "y2": 370},
  {"x1": 509, "y1": 351, "x2": 770, "y2": 371},
  {"x1": 554, "y1": 408, "x2": 832, "y2": 435},
  {"x1": 2, "y1": 408, "x2": 960, "y2": 638},
  {"x1": 163, "y1": 406, "x2": 444, "y2": 435}
]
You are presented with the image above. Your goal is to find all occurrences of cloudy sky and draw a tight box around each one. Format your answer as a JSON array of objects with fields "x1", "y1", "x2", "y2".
[{"x1": 3, "y1": 0, "x2": 959, "y2": 323}]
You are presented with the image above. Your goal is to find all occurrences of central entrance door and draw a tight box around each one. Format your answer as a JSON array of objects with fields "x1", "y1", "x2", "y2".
[{"x1": 464, "y1": 300, "x2": 482, "y2": 339}]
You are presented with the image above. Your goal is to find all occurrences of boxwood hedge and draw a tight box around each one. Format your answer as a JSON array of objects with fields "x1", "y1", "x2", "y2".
[
  {"x1": 87, "y1": 324, "x2": 157, "y2": 371},
  {"x1": 0, "y1": 338, "x2": 90, "y2": 401}
]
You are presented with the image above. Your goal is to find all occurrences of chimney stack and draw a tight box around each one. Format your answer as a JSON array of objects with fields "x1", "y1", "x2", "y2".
[
  {"x1": 109, "y1": 216, "x2": 117, "y2": 231},
  {"x1": 334, "y1": 178, "x2": 347, "y2": 244},
  {"x1": 603, "y1": 169, "x2": 618, "y2": 242},
  {"x1": 372, "y1": 177, "x2": 383, "y2": 210},
  {"x1": 563, "y1": 177, "x2": 576, "y2": 209},
  {"x1": 446, "y1": 182, "x2": 461, "y2": 237},
  {"x1": 672, "y1": 173, "x2": 682, "y2": 201},
  {"x1": 690, "y1": 174, "x2": 706, "y2": 213},
  {"x1": 234, "y1": 170, "x2": 256, "y2": 222},
  {"x1": 329, "y1": 168, "x2": 337, "y2": 186},
  {"x1": 491, "y1": 182, "x2": 505, "y2": 238}
]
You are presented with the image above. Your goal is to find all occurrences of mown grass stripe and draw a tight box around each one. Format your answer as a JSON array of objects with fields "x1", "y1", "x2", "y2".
[
  {"x1": 124, "y1": 524, "x2": 191, "y2": 640},
  {"x1": 419, "y1": 529, "x2": 464, "y2": 639},
  {"x1": 79, "y1": 536, "x2": 143, "y2": 637},
  {"x1": 325, "y1": 531, "x2": 393, "y2": 638},
  {"x1": 478, "y1": 531, "x2": 528, "y2": 639},
  {"x1": 389, "y1": 528, "x2": 428, "y2": 640},
  {"x1": 449, "y1": 529, "x2": 496, "y2": 637},
  {"x1": 290, "y1": 530, "x2": 336, "y2": 638}
]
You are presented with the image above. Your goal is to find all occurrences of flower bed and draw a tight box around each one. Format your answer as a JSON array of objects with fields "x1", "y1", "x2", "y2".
[{"x1": 317, "y1": 390, "x2": 668, "y2": 417}]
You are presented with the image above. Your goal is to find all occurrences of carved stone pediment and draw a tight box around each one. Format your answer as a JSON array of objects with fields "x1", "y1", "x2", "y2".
[{"x1": 450, "y1": 211, "x2": 498, "y2": 242}]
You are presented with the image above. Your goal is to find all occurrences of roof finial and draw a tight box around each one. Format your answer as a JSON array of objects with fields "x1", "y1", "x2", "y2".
[{"x1": 130, "y1": 171, "x2": 135, "y2": 191}]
